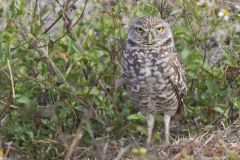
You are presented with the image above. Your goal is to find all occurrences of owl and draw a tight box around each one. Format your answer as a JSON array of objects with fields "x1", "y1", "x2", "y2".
[{"x1": 121, "y1": 16, "x2": 186, "y2": 145}]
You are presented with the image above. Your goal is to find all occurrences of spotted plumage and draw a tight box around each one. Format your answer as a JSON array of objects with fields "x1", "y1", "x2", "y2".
[{"x1": 121, "y1": 16, "x2": 186, "y2": 144}]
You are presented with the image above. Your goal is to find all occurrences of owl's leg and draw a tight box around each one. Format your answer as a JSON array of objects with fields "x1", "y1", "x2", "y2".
[
  {"x1": 164, "y1": 114, "x2": 171, "y2": 144},
  {"x1": 146, "y1": 114, "x2": 155, "y2": 145}
]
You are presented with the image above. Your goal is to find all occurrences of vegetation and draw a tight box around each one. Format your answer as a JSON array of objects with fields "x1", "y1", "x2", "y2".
[{"x1": 0, "y1": 0, "x2": 239, "y2": 159}]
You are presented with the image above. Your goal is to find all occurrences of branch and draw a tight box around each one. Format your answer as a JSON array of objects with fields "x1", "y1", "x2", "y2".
[
  {"x1": 7, "y1": 59, "x2": 15, "y2": 98},
  {"x1": 72, "y1": 0, "x2": 88, "y2": 28},
  {"x1": 64, "y1": 123, "x2": 84, "y2": 160},
  {"x1": 43, "y1": 15, "x2": 62, "y2": 34}
]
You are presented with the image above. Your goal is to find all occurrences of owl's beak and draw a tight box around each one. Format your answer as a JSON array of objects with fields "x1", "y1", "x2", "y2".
[{"x1": 147, "y1": 33, "x2": 153, "y2": 44}]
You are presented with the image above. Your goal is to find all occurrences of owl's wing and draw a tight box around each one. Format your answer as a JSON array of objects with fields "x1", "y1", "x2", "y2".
[{"x1": 169, "y1": 51, "x2": 187, "y2": 113}]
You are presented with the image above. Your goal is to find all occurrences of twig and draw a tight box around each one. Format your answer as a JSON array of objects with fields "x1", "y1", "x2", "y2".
[
  {"x1": 32, "y1": 0, "x2": 39, "y2": 31},
  {"x1": 159, "y1": 0, "x2": 167, "y2": 18},
  {"x1": 221, "y1": 0, "x2": 239, "y2": 5},
  {"x1": 0, "y1": 96, "x2": 13, "y2": 122},
  {"x1": 72, "y1": 0, "x2": 88, "y2": 28},
  {"x1": 54, "y1": 0, "x2": 64, "y2": 8},
  {"x1": 10, "y1": 42, "x2": 28, "y2": 51},
  {"x1": 43, "y1": 0, "x2": 79, "y2": 34},
  {"x1": 64, "y1": 124, "x2": 84, "y2": 160},
  {"x1": 43, "y1": 15, "x2": 63, "y2": 34},
  {"x1": 113, "y1": 145, "x2": 130, "y2": 160},
  {"x1": 49, "y1": 58, "x2": 68, "y2": 84},
  {"x1": 204, "y1": 133, "x2": 215, "y2": 145},
  {"x1": 36, "y1": 46, "x2": 68, "y2": 85},
  {"x1": 71, "y1": 29, "x2": 87, "y2": 55},
  {"x1": 202, "y1": 32, "x2": 207, "y2": 65},
  {"x1": 182, "y1": 0, "x2": 200, "y2": 45},
  {"x1": 53, "y1": 0, "x2": 88, "y2": 43},
  {"x1": 7, "y1": 59, "x2": 15, "y2": 98},
  {"x1": 0, "y1": 100, "x2": 17, "y2": 109}
]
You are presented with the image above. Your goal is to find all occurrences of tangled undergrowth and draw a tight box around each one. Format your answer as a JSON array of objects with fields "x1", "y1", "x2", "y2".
[{"x1": 0, "y1": 0, "x2": 239, "y2": 159}]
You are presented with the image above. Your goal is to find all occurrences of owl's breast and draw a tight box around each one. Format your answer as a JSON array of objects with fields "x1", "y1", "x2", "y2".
[
  {"x1": 122, "y1": 49, "x2": 170, "y2": 82},
  {"x1": 121, "y1": 49, "x2": 182, "y2": 115}
]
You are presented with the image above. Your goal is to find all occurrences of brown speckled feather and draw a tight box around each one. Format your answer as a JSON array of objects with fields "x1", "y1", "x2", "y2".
[{"x1": 122, "y1": 47, "x2": 186, "y2": 117}]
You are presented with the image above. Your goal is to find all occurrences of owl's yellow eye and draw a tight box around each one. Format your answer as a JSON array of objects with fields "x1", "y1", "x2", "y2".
[
  {"x1": 136, "y1": 27, "x2": 143, "y2": 32},
  {"x1": 156, "y1": 27, "x2": 164, "y2": 33}
]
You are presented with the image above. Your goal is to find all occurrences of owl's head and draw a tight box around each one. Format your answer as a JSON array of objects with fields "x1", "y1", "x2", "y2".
[{"x1": 126, "y1": 16, "x2": 174, "y2": 48}]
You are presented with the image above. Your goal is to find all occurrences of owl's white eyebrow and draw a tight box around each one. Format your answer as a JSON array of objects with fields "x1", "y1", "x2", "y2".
[
  {"x1": 134, "y1": 25, "x2": 146, "y2": 29},
  {"x1": 155, "y1": 25, "x2": 164, "y2": 28}
]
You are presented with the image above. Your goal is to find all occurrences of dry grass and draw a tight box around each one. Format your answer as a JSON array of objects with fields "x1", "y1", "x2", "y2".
[{"x1": 59, "y1": 123, "x2": 240, "y2": 160}]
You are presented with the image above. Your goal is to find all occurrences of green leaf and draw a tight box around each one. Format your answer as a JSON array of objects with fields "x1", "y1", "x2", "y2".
[
  {"x1": 205, "y1": 78, "x2": 218, "y2": 92},
  {"x1": 127, "y1": 113, "x2": 145, "y2": 121},
  {"x1": 214, "y1": 106, "x2": 224, "y2": 114},
  {"x1": 181, "y1": 49, "x2": 191, "y2": 59},
  {"x1": 89, "y1": 87, "x2": 100, "y2": 95},
  {"x1": 16, "y1": 95, "x2": 31, "y2": 105}
]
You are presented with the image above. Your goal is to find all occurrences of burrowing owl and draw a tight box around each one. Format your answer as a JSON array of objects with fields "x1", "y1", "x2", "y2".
[{"x1": 121, "y1": 16, "x2": 186, "y2": 144}]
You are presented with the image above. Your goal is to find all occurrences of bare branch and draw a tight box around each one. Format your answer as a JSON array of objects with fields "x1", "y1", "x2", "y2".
[{"x1": 64, "y1": 124, "x2": 84, "y2": 160}]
